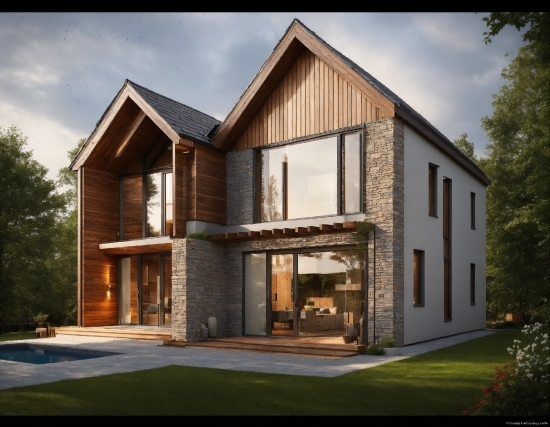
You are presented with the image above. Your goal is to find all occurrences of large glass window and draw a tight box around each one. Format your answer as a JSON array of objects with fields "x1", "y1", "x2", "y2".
[
  {"x1": 258, "y1": 131, "x2": 362, "y2": 222},
  {"x1": 120, "y1": 143, "x2": 173, "y2": 240}
]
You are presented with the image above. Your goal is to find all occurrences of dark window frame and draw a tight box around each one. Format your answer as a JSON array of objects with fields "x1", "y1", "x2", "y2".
[
  {"x1": 429, "y1": 163, "x2": 439, "y2": 217},
  {"x1": 413, "y1": 249, "x2": 425, "y2": 307},
  {"x1": 119, "y1": 146, "x2": 173, "y2": 241},
  {"x1": 470, "y1": 192, "x2": 476, "y2": 230},
  {"x1": 254, "y1": 130, "x2": 363, "y2": 223},
  {"x1": 443, "y1": 177, "x2": 452, "y2": 321},
  {"x1": 470, "y1": 263, "x2": 476, "y2": 305}
]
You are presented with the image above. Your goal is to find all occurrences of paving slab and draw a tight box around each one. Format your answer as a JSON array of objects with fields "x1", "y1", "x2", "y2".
[{"x1": 0, "y1": 330, "x2": 493, "y2": 390}]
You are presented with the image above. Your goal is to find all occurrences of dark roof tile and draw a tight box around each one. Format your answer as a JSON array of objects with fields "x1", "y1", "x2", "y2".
[{"x1": 127, "y1": 79, "x2": 221, "y2": 145}]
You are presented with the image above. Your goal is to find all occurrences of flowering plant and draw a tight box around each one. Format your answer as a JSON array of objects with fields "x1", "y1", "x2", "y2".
[{"x1": 463, "y1": 323, "x2": 549, "y2": 416}]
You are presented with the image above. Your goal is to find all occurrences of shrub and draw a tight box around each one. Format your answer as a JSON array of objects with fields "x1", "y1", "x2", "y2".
[
  {"x1": 33, "y1": 313, "x2": 49, "y2": 323},
  {"x1": 365, "y1": 345, "x2": 385, "y2": 356},
  {"x1": 463, "y1": 323, "x2": 550, "y2": 416},
  {"x1": 379, "y1": 338, "x2": 396, "y2": 348},
  {"x1": 187, "y1": 230, "x2": 208, "y2": 240}
]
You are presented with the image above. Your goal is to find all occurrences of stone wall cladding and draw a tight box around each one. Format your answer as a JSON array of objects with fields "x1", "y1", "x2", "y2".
[
  {"x1": 172, "y1": 238, "x2": 242, "y2": 342},
  {"x1": 364, "y1": 118, "x2": 405, "y2": 346},
  {"x1": 172, "y1": 119, "x2": 405, "y2": 345},
  {"x1": 226, "y1": 150, "x2": 254, "y2": 225}
]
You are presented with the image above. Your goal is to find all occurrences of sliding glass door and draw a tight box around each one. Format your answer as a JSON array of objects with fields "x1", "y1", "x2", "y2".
[
  {"x1": 243, "y1": 248, "x2": 365, "y2": 337},
  {"x1": 118, "y1": 254, "x2": 172, "y2": 326}
]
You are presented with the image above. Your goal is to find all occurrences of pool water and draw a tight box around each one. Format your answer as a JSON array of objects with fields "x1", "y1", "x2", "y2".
[{"x1": 0, "y1": 344, "x2": 119, "y2": 364}]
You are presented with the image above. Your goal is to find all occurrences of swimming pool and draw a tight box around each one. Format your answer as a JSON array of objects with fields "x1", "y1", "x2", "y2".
[{"x1": 0, "y1": 343, "x2": 120, "y2": 364}]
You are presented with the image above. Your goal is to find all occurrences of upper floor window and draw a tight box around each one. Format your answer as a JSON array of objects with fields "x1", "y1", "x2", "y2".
[
  {"x1": 256, "y1": 131, "x2": 362, "y2": 222},
  {"x1": 413, "y1": 249, "x2": 424, "y2": 306},
  {"x1": 470, "y1": 192, "x2": 476, "y2": 229},
  {"x1": 429, "y1": 163, "x2": 438, "y2": 217},
  {"x1": 120, "y1": 142, "x2": 173, "y2": 240}
]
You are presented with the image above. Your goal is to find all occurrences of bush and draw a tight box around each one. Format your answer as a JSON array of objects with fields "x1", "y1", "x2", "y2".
[
  {"x1": 379, "y1": 338, "x2": 396, "y2": 348},
  {"x1": 463, "y1": 323, "x2": 550, "y2": 416},
  {"x1": 365, "y1": 345, "x2": 385, "y2": 356}
]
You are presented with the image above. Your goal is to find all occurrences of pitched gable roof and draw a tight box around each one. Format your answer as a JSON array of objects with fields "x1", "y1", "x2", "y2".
[
  {"x1": 70, "y1": 80, "x2": 221, "y2": 170},
  {"x1": 126, "y1": 80, "x2": 221, "y2": 145},
  {"x1": 212, "y1": 19, "x2": 489, "y2": 185}
]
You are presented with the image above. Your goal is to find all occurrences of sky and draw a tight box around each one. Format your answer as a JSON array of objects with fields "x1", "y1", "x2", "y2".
[{"x1": 0, "y1": 12, "x2": 525, "y2": 181}]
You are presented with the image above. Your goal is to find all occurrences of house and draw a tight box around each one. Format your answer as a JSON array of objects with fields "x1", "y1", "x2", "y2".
[{"x1": 70, "y1": 19, "x2": 488, "y2": 346}]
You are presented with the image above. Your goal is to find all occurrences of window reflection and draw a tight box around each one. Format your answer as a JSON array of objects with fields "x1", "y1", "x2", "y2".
[
  {"x1": 287, "y1": 137, "x2": 337, "y2": 219},
  {"x1": 259, "y1": 132, "x2": 362, "y2": 222},
  {"x1": 146, "y1": 173, "x2": 162, "y2": 237}
]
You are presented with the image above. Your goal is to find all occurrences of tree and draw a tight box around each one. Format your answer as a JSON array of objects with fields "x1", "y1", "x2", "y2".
[
  {"x1": 0, "y1": 126, "x2": 65, "y2": 332},
  {"x1": 480, "y1": 15, "x2": 550, "y2": 321},
  {"x1": 483, "y1": 13, "x2": 550, "y2": 64},
  {"x1": 453, "y1": 133, "x2": 477, "y2": 163},
  {"x1": 47, "y1": 138, "x2": 85, "y2": 325}
]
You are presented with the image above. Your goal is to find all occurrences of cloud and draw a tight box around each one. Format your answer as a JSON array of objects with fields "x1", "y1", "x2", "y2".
[{"x1": 0, "y1": 102, "x2": 84, "y2": 181}]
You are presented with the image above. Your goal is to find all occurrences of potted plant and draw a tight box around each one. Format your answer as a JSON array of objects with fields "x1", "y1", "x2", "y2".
[{"x1": 34, "y1": 313, "x2": 49, "y2": 328}]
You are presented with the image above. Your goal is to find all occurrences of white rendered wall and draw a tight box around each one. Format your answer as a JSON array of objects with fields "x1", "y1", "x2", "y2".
[{"x1": 403, "y1": 124, "x2": 486, "y2": 345}]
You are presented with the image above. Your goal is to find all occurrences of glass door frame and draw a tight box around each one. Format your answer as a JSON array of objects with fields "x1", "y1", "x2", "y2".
[
  {"x1": 243, "y1": 245, "x2": 365, "y2": 337},
  {"x1": 117, "y1": 252, "x2": 172, "y2": 327}
]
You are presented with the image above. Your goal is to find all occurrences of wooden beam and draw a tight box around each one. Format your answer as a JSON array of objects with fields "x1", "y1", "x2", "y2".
[
  {"x1": 248, "y1": 231, "x2": 261, "y2": 238},
  {"x1": 343, "y1": 221, "x2": 356, "y2": 229},
  {"x1": 282, "y1": 227, "x2": 296, "y2": 235},
  {"x1": 127, "y1": 87, "x2": 181, "y2": 144},
  {"x1": 295, "y1": 226, "x2": 308, "y2": 234},
  {"x1": 71, "y1": 88, "x2": 132, "y2": 170},
  {"x1": 307, "y1": 226, "x2": 320, "y2": 233},
  {"x1": 333, "y1": 222, "x2": 343, "y2": 230},
  {"x1": 115, "y1": 111, "x2": 146, "y2": 158},
  {"x1": 272, "y1": 228, "x2": 283, "y2": 235},
  {"x1": 237, "y1": 232, "x2": 249, "y2": 238}
]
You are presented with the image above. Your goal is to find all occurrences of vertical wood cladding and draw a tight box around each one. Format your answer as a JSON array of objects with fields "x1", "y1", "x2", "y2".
[
  {"x1": 173, "y1": 147, "x2": 190, "y2": 237},
  {"x1": 233, "y1": 50, "x2": 391, "y2": 150},
  {"x1": 121, "y1": 174, "x2": 142, "y2": 240},
  {"x1": 193, "y1": 145, "x2": 226, "y2": 224},
  {"x1": 81, "y1": 167, "x2": 119, "y2": 326}
]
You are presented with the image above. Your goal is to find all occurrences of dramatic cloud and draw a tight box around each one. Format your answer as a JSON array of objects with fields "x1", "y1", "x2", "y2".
[{"x1": 0, "y1": 12, "x2": 523, "y2": 179}]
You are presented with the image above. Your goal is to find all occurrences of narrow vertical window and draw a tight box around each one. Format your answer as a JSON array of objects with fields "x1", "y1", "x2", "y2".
[
  {"x1": 414, "y1": 250, "x2": 424, "y2": 306},
  {"x1": 343, "y1": 132, "x2": 362, "y2": 214},
  {"x1": 470, "y1": 192, "x2": 476, "y2": 229},
  {"x1": 470, "y1": 264, "x2": 475, "y2": 305},
  {"x1": 443, "y1": 177, "x2": 452, "y2": 321},
  {"x1": 429, "y1": 164, "x2": 438, "y2": 216}
]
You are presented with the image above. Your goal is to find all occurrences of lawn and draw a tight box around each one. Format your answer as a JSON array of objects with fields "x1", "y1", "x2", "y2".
[
  {"x1": 0, "y1": 330, "x2": 519, "y2": 415},
  {"x1": 0, "y1": 332, "x2": 36, "y2": 342}
]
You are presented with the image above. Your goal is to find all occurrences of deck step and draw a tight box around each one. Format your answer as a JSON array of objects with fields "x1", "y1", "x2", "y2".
[
  {"x1": 56, "y1": 327, "x2": 171, "y2": 341},
  {"x1": 180, "y1": 338, "x2": 363, "y2": 358}
]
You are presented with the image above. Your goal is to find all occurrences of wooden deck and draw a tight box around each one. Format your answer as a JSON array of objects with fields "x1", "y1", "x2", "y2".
[
  {"x1": 56, "y1": 326, "x2": 364, "y2": 358},
  {"x1": 56, "y1": 326, "x2": 172, "y2": 341},
  {"x1": 167, "y1": 335, "x2": 365, "y2": 359}
]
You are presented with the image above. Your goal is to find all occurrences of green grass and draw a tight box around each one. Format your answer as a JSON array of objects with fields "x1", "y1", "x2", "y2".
[
  {"x1": 0, "y1": 332, "x2": 35, "y2": 342},
  {"x1": 0, "y1": 330, "x2": 519, "y2": 415}
]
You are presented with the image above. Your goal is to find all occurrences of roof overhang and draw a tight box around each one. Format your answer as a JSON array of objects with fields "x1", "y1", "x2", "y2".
[
  {"x1": 71, "y1": 83, "x2": 185, "y2": 171},
  {"x1": 395, "y1": 105, "x2": 491, "y2": 186}
]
